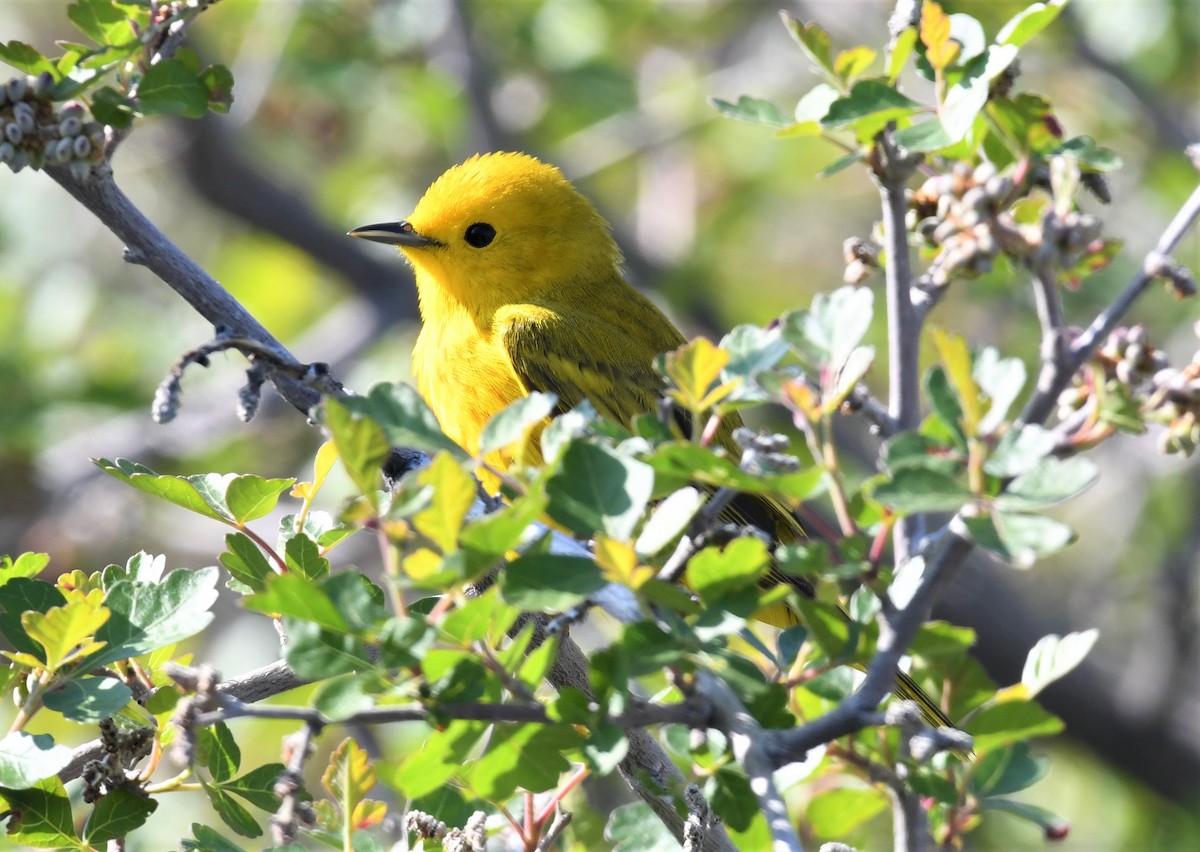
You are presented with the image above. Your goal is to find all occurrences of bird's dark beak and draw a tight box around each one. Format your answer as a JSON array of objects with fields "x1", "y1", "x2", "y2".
[{"x1": 347, "y1": 220, "x2": 442, "y2": 248}]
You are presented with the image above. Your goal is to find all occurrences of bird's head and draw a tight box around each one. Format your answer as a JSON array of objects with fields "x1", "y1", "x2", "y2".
[{"x1": 350, "y1": 152, "x2": 622, "y2": 316}]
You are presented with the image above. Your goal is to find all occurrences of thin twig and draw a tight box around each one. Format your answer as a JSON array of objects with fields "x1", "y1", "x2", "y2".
[{"x1": 1021, "y1": 175, "x2": 1200, "y2": 426}]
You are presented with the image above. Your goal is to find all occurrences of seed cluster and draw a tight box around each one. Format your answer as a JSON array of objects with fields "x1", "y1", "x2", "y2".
[
  {"x1": 0, "y1": 71, "x2": 105, "y2": 179},
  {"x1": 911, "y1": 162, "x2": 1015, "y2": 286}
]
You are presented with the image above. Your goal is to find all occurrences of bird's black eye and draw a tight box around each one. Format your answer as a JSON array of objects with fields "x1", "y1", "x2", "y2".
[{"x1": 464, "y1": 222, "x2": 496, "y2": 248}]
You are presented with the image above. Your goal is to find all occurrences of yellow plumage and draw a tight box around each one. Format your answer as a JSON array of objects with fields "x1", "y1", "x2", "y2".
[{"x1": 349, "y1": 152, "x2": 954, "y2": 730}]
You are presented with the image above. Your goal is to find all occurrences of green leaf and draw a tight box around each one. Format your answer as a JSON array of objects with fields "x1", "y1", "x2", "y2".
[
  {"x1": 382, "y1": 721, "x2": 486, "y2": 800},
  {"x1": 932, "y1": 328, "x2": 982, "y2": 437},
  {"x1": 582, "y1": 722, "x2": 628, "y2": 775},
  {"x1": 0, "y1": 733, "x2": 73, "y2": 789},
  {"x1": 970, "y1": 743, "x2": 1049, "y2": 798},
  {"x1": 710, "y1": 95, "x2": 789, "y2": 128},
  {"x1": 687, "y1": 538, "x2": 770, "y2": 603},
  {"x1": 992, "y1": 512, "x2": 1075, "y2": 568},
  {"x1": 95, "y1": 458, "x2": 229, "y2": 523},
  {"x1": 834, "y1": 46, "x2": 876, "y2": 82},
  {"x1": 939, "y1": 44, "x2": 1018, "y2": 143},
  {"x1": 324, "y1": 398, "x2": 389, "y2": 498},
  {"x1": 0, "y1": 553, "x2": 50, "y2": 589},
  {"x1": 635, "y1": 486, "x2": 703, "y2": 558},
  {"x1": 225, "y1": 476, "x2": 294, "y2": 524},
  {"x1": 89, "y1": 86, "x2": 136, "y2": 129},
  {"x1": 807, "y1": 786, "x2": 890, "y2": 838},
  {"x1": 314, "y1": 674, "x2": 377, "y2": 722},
  {"x1": 41, "y1": 677, "x2": 131, "y2": 723},
  {"x1": 881, "y1": 432, "x2": 962, "y2": 476},
  {"x1": 709, "y1": 768, "x2": 758, "y2": 832},
  {"x1": 983, "y1": 798, "x2": 1070, "y2": 838},
  {"x1": 0, "y1": 41, "x2": 56, "y2": 75},
  {"x1": 206, "y1": 783, "x2": 262, "y2": 838},
  {"x1": 341, "y1": 383, "x2": 468, "y2": 462},
  {"x1": 783, "y1": 83, "x2": 841, "y2": 134},
  {"x1": 204, "y1": 722, "x2": 241, "y2": 783},
  {"x1": 782, "y1": 286, "x2": 874, "y2": 370},
  {"x1": 219, "y1": 533, "x2": 274, "y2": 593},
  {"x1": 892, "y1": 118, "x2": 956, "y2": 152},
  {"x1": 1021, "y1": 629, "x2": 1099, "y2": 700},
  {"x1": 501, "y1": 554, "x2": 607, "y2": 611},
  {"x1": 69, "y1": 0, "x2": 137, "y2": 45},
  {"x1": 997, "y1": 457, "x2": 1097, "y2": 510},
  {"x1": 23, "y1": 596, "x2": 109, "y2": 671},
  {"x1": 137, "y1": 58, "x2": 209, "y2": 117},
  {"x1": 0, "y1": 579, "x2": 64, "y2": 659},
  {"x1": 0, "y1": 777, "x2": 77, "y2": 848},
  {"x1": 1053, "y1": 135, "x2": 1123, "y2": 172},
  {"x1": 606, "y1": 802, "x2": 680, "y2": 852},
  {"x1": 546, "y1": 441, "x2": 653, "y2": 541},
  {"x1": 244, "y1": 572, "x2": 348, "y2": 632},
  {"x1": 479, "y1": 391, "x2": 558, "y2": 457},
  {"x1": 873, "y1": 467, "x2": 971, "y2": 513},
  {"x1": 82, "y1": 787, "x2": 157, "y2": 844},
  {"x1": 182, "y1": 823, "x2": 244, "y2": 852},
  {"x1": 323, "y1": 738, "x2": 379, "y2": 827},
  {"x1": 87, "y1": 567, "x2": 219, "y2": 668},
  {"x1": 220, "y1": 763, "x2": 296, "y2": 812},
  {"x1": 984, "y1": 425, "x2": 1056, "y2": 478},
  {"x1": 284, "y1": 619, "x2": 371, "y2": 679},
  {"x1": 815, "y1": 149, "x2": 865, "y2": 178},
  {"x1": 780, "y1": 14, "x2": 834, "y2": 80},
  {"x1": 821, "y1": 80, "x2": 921, "y2": 132},
  {"x1": 463, "y1": 723, "x2": 582, "y2": 800},
  {"x1": 966, "y1": 700, "x2": 1064, "y2": 753},
  {"x1": 413, "y1": 452, "x2": 477, "y2": 553},
  {"x1": 720, "y1": 324, "x2": 790, "y2": 380},
  {"x1": 284, "y1": 534, "x2": 330, "y2": 581},
  {"x1": 924, "y1": 366, "x2": 966, "y2": 446},
  {"x1": 792, "y1": 598, "x2": 856, "y2": 663},
  {"x1": 886, "y1": 25, "x2": 918, "y2": 83},
  {"x1": 997, "y1": 0, "x2": 1068, "y2": 47},
  {"x1": 200, "y1": 63, "x2": 234, "y2": 112}
]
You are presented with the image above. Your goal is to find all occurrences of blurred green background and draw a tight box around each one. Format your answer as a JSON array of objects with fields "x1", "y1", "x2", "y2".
[{"x1": 3, "y1": 0, "x2": 1200, "y2": 848}]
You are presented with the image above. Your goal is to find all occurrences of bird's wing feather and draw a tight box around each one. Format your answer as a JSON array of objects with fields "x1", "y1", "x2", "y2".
[{"x1": 501, "y1": 309, "x2": 667, "y2": 425}]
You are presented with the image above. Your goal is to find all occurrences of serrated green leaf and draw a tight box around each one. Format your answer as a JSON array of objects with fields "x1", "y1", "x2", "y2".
[
  {"x1": 89, "y1": 86, "x2": 135, "y2": 128},
  {"x1": 182, "y1": 823, "x2": 244, "y2": 852},
  {"x1": 82, "y1": 787, "x2": 157, "y2": 844},
  {"x1": 0, "y1": 40, "x2": 56, "y2": 75},
  {"x1": 381, "y1": 721, "x2": 486, "y2": 800},
  {"x1": 834, "y1": 46, "x2": 876, "y2": 82},
  {"x1": 284, "y1": 619, "x2": 371, "y2": 679},
  {"x1": 992, "y1": 512, "x2": 1075, "y2": 567},
  {"x1": 244, "y1": 572, "x2": 348, "y2": 632},
  {"x1": 984, "y1": 424, "x2": 1056, "y2": 478},
  {"x1": 1021, "y1": 629, "x2": 1099, "y2": 699},
  {"x1": 780, "y1": 14, "x2": 834, "y2": 79},
  {"x1": 313, "y1": 674, "x2": 377, "y2": 722},
  {"x1": 892, "y1": 118, "x2": 956, "y2": 152},
  {"x1": 87, "y1": 568, "x2": 218, "y2": 668},
  {"x1": 41, "y1": 676, "x2": 131, "y2": 723},
  {"x1": 1053, "y1": 135, "x2": 1123, "y2": 172},
  {"x1": 0, "y1": 578, "x2": 65, "y2": 660},
  {"x1": 501, "y1": 554, "x2": 607, "y2": 611},
  {"x1": 886, "y1": 25, "x2": 917, "y2": 83},
  {"x1": 0, "y1": 553, "x2": 50, "y2": 589},
  {"x1": 932, "y1": 328, "x2": 982, "y2": 437},
  {"x1": 643, "y1": 443, "x2": 821, "y2": 501},
  {"x1": 95, "y1": 458, "x2": 229, "y2": 522},
  {"x1": 925, "y1": 366, "x2": 966, "y2": 445},
  {"x1": 23, "y1": 596, "x2": 109, "y2": 671},
  {"x1": 782, "y1": 286, "x2": 874, "y2": 370},
  {"x1": 284, "y1": 534, "x2": 330, "y2": 581},
  {"x1": 0, "y1": 733, "x2": 73, "y2": 789},
  {"x1": 219, "y1": 533, "x2": 274, "y2": 593}
]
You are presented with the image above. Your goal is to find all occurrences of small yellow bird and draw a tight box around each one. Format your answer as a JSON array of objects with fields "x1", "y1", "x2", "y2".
[{"x1": 349, "y1": 152, "x2": 953, "y2": 730}]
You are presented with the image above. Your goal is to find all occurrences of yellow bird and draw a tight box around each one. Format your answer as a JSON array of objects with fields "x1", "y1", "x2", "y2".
[{"x1": 349, "y1": 152, "x2": 954, "y2": 730}]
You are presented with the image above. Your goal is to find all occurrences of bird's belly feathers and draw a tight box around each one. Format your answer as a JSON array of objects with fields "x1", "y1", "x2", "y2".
[{"x1": 413, "y1": 322, "x2": 528, "y2": 461}]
